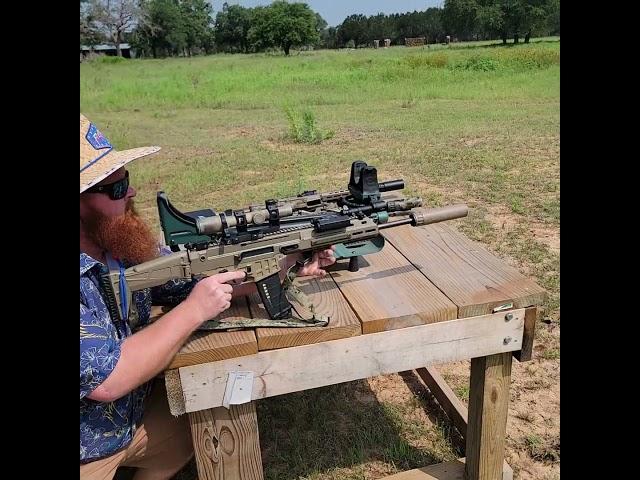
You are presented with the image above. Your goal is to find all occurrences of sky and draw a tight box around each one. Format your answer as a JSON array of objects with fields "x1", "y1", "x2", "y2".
[{"x1": 214, "y1": 1, "x2": 443, "y2": 27}]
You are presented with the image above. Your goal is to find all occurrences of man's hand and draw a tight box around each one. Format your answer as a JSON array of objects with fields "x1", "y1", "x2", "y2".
[
  {"x1": 296, "y1": 246, "x2": 336, "y2": 277},
  {"x1": 184, "y1": 271, "x2": 247, "y2": 324}
]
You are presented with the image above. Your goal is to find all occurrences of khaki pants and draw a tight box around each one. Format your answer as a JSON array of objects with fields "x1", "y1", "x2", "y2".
[{"x1": 80, "y1": 381, "x2": 194, "y2": 480}]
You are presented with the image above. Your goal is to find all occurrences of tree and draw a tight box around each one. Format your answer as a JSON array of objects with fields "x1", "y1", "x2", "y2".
[
  {"x1": 180, "y1": 0, "x2": 215, "y2": 55},
  {"x1": 337, "y1": 14, "x2": 368, "y2": 47},
  {"x1": 248, "y1": 1, "x2": 319, "y2": 55},
  {"x1": 215, "y1": 2, "x2": 252, "y2": 52},
  {"x1": 443, "y1": 0, "x2": 478, "y2": 41},
  {"x1": 314, "y1": 12, "x2": 327, "y2": 34},
  {"x1": 328, "y1": 1, "x2": 557, "y2": 50},
  {"x1": 475, "y1": 0, "x2": 553, "y2": 44},
  {"x1": 545, "y1": 0, "x2": 559, "y2": 35},
  {"x1": 423, "y1": 8, "x2": 445, "y2": 44},
  {"x1": 132, "y1": 0, "x2": 187, "y2": 58},
  {"x1": 314, "y1": 12, "x2": 328, "y2": 48},
  {"x1": 319, "y1": 26, "x2": 338, "y2": 49},
  {"x1": 500, "y1": 0, "x2": 528, "y2": 43},
  {"x1": 520, "y1": 0, "x2": 552, "y2": 42},
  {"x1": 81, "y1": 0, "x2": 104, "y2": 47},
  {"x1": 89, "y1": 0, "x2": 140, "y2": 56},
  {"x1": 476, "y1": 1, "x2": 505, "y2": 41},
  {"x1": 367, "y1": 13, "x2": 389, "y2": 44}
]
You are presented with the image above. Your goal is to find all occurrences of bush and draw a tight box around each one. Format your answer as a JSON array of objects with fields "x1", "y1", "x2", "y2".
[
  {"x1": 82, "y1": 53, "x2": 128, "y2": 64},
  {"x1": 97, "y1": 55, "x2": 128, "y2": 64},
  {"x1": 284, "y1": 107, "x2": 334, "y2": 144},
  {"x1": 456, "y1": 55, "x2": 499, "y2": 71},
  {"x1": 500, "y1": 47, "x2": 560, "y2": 69},
  {"x1": 451, "y1": 46, "x2": 560, "y2": 72},
  {"x1": 404, "y1": 52, "x2": 448, "y2": 69}
]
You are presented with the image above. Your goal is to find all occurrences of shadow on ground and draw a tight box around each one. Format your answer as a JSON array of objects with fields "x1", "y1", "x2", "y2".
[{"x1": 115, "y1": 371, "x2": 465, "y2": 480}]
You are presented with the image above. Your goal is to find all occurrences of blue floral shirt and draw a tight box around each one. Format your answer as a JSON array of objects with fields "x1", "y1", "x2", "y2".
[{"x1": 80, "y1": 251, "x2": 195, "y2": 463}]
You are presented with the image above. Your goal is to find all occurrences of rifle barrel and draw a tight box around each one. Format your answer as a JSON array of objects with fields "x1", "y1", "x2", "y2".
[
  {"x1": 378, "y1": 180, "x2": 404, "y2": 192},
  {"x1": 379, "y1": 204, "x2": 469, "y2": 229}
]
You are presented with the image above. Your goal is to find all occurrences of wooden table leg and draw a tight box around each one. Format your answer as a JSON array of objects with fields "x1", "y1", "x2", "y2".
[
  {"x1": 188, "y1": 402, "x2": 264, "y2": 480},
  {"x1": 465, "y1": 352, "x2": 512, "y2": 480},
  {"x1": 513, "y1": 307, "x2": 538, "y2": 362}
]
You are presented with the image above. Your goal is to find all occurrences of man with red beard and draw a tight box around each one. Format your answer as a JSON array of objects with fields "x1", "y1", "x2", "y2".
[{"x1": 80, "y1": 114, "x2": 335, "y2": 479}]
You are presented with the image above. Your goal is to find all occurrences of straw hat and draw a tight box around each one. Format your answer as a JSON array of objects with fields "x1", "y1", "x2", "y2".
[{"x1": 80, "y1": 114, "x2": 160, "y2": 193}]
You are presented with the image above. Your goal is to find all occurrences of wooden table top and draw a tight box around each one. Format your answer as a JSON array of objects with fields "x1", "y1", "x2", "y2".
[{"x1": 155, "y1": 224, "x2": 546, "y2": 369}]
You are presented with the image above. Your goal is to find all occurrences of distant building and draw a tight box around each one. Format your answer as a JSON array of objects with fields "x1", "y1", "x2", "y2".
[
  {"x1": 405, "y1": 37, "x2": 426, "y2": 47},
  {"x1": 80, "y1": 43, "x2": 135, "y2": 59}
]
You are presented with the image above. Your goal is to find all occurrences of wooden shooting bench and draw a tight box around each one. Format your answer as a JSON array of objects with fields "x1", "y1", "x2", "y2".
[{"x1": 157, "y1": 223, "x2": 546, "y2": 480}]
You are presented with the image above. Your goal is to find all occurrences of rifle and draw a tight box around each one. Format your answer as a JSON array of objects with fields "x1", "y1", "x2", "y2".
[{"x1": 102, "y1": 162, "x2": 468, "y2": 330}]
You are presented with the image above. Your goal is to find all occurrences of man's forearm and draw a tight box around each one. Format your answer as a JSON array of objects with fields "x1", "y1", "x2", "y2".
[{"x1": 87, "y1": 301, "x2": 201, "y2": 402}]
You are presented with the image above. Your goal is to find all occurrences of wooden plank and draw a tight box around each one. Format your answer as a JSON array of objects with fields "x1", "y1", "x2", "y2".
[
  {"x1": 179, "y1": 309, "x2": 525, "y2": 413},
  {"x1": 381, "y1": 458, "x2": 512, "y2": 480},
  {"x1": 251, "y1": 274, "x2": 362, "y2": 351},
  {"x1": 513, "y1": 307, "x2": 538, "y2": 362},
  {"x1": 382, "y1": 224, "x2": 547, "y2": 318},
  {"x1": 189, "y1": 403, "x2": 264, "y2": 480},
  {"x1": 465, "y1": 353, "x2": 512, "y2": 480},
  {"x1": 151, "y1": 298, "x2": 259, "y2": 369},
  {"x1": 329, "y1": 241, "x2": 457, "y2": 333},
  {"x1": 416, "y1": 367, "x2": 468, "y2": 438}
]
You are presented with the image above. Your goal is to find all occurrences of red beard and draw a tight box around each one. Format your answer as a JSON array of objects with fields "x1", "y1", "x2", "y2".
[{"x1": 83, "y1": 200, "x2": 159, "y2": 265}]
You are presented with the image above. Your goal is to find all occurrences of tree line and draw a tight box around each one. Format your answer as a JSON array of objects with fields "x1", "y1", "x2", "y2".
[{"x1": 80, "y1": 0, "x2": 560, "y2": 58}]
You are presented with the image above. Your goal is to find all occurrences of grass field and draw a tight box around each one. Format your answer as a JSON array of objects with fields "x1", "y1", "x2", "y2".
[{"x1": 82, "y1": 38, "x2": 560, "y2": 480}]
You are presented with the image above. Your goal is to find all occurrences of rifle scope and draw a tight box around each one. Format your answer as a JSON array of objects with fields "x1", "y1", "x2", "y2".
[{"x1": 196, "y1": 204, "x2": 295, "y2": 234}]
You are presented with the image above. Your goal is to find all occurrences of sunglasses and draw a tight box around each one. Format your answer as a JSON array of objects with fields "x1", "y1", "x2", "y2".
[{"x1": 86, "y1": 171, "x2": 130, "y2": 200}]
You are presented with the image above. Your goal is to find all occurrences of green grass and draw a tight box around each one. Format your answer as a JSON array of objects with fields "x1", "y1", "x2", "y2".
[
  {"x1": 83, "y1": 38, "x2": 560, "y2": 479},
  {"x1": 81, "y1": 43, "x2": 559, "y2": 229},
  {"x1": 541, "y1": 347, "x2": 560, "y2": 360},
  {"x1": 81, "y1": 40, "x2": 559, "y2": 112},
  {"x1": 453, "y1": 384, "x2": 470, "y2": 403},
  {"x1": 524, "y1": 433, "x2": 560, "y2": 463},
  {"x1": 256, "y1": 382, "x2": 459, "y2": 480}
]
